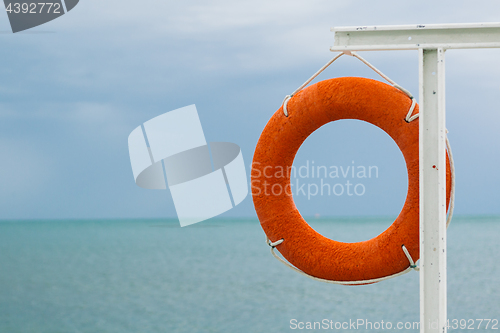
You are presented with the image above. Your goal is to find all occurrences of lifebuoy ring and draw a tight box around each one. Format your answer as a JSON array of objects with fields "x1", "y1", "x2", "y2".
[{"x1": 251, "y1": 77, "x2": 452, "y2": 283}]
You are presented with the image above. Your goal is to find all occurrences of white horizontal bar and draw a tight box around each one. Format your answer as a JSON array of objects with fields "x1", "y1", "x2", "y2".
[
  {"x1": 331, "y1": 23, "x2": 500, "y2": 51},
  {"x1": 331, "y1": 22, "x2": 500, "y2": 32},
  {"x1": 331, "y1": 42, "x2": 500, "y2": 52}
]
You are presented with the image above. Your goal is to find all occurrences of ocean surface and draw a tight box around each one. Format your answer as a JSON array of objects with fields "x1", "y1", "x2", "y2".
[{"x1": 0, "y1": 216, "x2": 498, "y2": 332}]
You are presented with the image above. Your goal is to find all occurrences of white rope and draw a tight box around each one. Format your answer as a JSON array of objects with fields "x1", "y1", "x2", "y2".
[
  {"x1": 349, "y1": 52, "x2": 413, "y2": 99},
  {"x1": 282, "y1": 51, "x2": 414, "y2": 117},
  {"x1": 283, "y1": 52, "x2": 344, "y2": 116},
  {"x1": 266, "y1": 237, "x2": 418, "y2": 285},
  {"x1": 402, "y1": 244, "x2": 419, "y2": 271},
  {"x1": 268, "y1": 238, "x2": 284, "y2": 247},
  {"x1": 405, "y1": 98, "x2": 419, "y2": 122}
]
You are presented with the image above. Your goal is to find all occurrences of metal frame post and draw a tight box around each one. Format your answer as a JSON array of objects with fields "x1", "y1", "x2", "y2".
[
  {"x1": 419, "y1": 48, "x2": 447, "y2": 333},
  {"x1": 329, "y1": 23, "x2": 500, "y2": 333}
]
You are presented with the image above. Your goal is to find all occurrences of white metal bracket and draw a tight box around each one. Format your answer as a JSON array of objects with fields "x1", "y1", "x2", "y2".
[{"x1": 330, "y1": 23, "x2": 500, "y2": 333}]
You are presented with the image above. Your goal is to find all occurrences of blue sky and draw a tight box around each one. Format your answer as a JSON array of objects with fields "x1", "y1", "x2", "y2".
[{"x1": 0, "y1": 0, "x2": 499, "y2": 219}]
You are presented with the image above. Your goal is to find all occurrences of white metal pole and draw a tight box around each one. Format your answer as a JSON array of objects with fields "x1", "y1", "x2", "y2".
[{"x1": 419, "y1": 48, "x2": 448, "y2": 333}]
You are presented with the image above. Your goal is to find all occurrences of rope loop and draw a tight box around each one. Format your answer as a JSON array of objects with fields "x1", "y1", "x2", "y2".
[
  {"x1": 402, "y1": 244, "x2": 420, "y2": 271},
  {"x1": 405, "y1": 98, "x2": 419, "y2": 123},
  {"x1": 267, "y1": 237, "x2": 284, "y2": 248},
  {"x1": 282, "y1": 95, "x2": 291, "y2": 117}
]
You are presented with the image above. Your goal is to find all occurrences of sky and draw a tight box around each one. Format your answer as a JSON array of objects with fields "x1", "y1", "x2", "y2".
[{"x1": 0, "y1": 0, "x2": 499, "y2": 220}]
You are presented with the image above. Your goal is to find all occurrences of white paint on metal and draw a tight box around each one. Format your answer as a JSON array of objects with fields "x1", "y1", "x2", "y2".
[
  {"x1": 332, "y1": 43, "x2": 500, "y2": 51},
  {"x1": 419, "y1": 48, "x2": 448, "y2": 333},
  {"x1": 332, "y1": 22, "x2": 500, "y2": 31},
  {"x1": 330, "y1": 23, "x2": 500, "y2": 51}
]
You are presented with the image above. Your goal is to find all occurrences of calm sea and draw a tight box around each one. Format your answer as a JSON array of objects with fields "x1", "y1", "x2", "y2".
[{"x1": 0, "y1": 216, "x2": 498, "y2": 332}]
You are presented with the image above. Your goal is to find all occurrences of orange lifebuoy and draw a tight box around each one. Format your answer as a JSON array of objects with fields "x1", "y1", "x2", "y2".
[{"x1": 251, "y1": 77, "x2": 452, "y2": 283}]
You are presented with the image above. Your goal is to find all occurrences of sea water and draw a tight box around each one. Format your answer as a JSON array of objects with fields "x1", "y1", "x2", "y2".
[{"x1": 0, "y1": 216, "x2": 498, "y2": 332}]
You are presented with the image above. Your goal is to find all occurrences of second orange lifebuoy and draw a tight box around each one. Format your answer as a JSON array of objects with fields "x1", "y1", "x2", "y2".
[{"x1": 251, "y1": 77, "x2": 452, "y2": 283}]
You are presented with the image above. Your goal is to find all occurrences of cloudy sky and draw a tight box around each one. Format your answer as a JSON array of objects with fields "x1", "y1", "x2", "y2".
[{"x1": 0, "y1": 0, "x2": 499, "y2": 220}]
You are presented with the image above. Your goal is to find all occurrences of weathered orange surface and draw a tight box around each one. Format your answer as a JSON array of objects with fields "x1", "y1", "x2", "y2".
[{"x1": 252, "y1": 77, "x2": 452, "y2": 283}]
